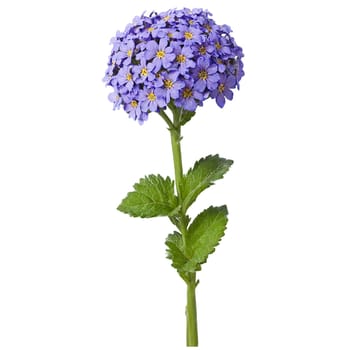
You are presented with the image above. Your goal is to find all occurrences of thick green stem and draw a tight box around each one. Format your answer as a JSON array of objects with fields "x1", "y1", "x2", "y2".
[
  {"x1": 186, "y1": 272, "x2": 198, "y2": 346},
  {"x1": 160, "y1": 108, "x2": 199, "y2": 347}
]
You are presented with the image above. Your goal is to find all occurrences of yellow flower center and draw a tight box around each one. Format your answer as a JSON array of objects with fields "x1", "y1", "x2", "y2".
[
  {"x1": 163, "y1": 15, "x2": 170, "y2": 22},
  {"x1": 184, "y1": 31, "x2": 193, "y2": 40},
  {"x1": 215, "y1": 42, "x2": 222, "y2": 50},
  {"x1": 141, "y1": 67, "x2": 148, "y2": 76},
  {"x1": 147, "y1": 27, "x2": 154, "y2": 32},
  {"x1": 147, "y1": 92, "x2": 156, "y2": 101},
  {"x1": 218, "y1": 83, "x2": 225, "y2": 93},
  {"x1": 126, "y1": 73, "x2": 132, "y2": 81},
  {"x1": 182, "y1": 88, "x2": 193, "y2": 99},
  {"x1": 176, "y1": 54, "x2": 186, "y2": 63},
  {"x1": 164, "y1": 79, "x2": 174, "y2": 89},
  {"x1": 156, "y1": 50, "x2": 165, "y2": 59},
  {"x1": 131, "y1": 100, "x2": 138, "y2": 108},
  {"x1": 127, "y1": 49, "x2": 132, "y2": 57},
  {"x1": 198, "y1": 70, "x2": 208, "y2": 80},
  {"x1": 205, "y1": 24, "x2": 212, "y2": 33},
  {"x1": 199, "y1": 46, "x2": 206, "y2": 55}
]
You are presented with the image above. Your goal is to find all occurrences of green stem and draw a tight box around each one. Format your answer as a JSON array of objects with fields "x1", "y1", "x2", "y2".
[
  {"x1": 170, "y1": 126, "x2": 183, "y2": 202},
  {"x1": 186, "y1": 272, "x2": 198, "y2": 346},
  {"x1": 160, "y1": 108, "x2": 199, "y2": 347}
]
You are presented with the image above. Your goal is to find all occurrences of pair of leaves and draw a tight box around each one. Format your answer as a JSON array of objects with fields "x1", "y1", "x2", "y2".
[
  {"x1": 117, "y1": 155, "x2": 233, "y2": 218},
  {"x1": 166, "y1": 206, "x2": 228, "y2": 274}
]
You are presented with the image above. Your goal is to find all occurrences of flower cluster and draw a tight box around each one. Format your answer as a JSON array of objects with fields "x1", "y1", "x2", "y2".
[{"x1": 104, "y1": 8, "x2": 244, "y2": 124}]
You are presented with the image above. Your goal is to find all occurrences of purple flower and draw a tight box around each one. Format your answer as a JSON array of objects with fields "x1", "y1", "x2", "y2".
[
  {"x1": 214, "y1": 57, "x2": 226, "y2": 73},
  {"x1": 175, "y1": 81, "x2": 204, "y2": 111},
  {"x1": 140, "y1": 88, "x2": 167, "y2": 112},
  {"x1": 125, "y1": 99, "x2": 141, "y2": 120},
  {"x1": 133, "y1": 59, "x2": 156, "y2": 84},
  {"x1": 108, "y1": 91, "x2": 123, "y2": 110},
  {"x1": 140, "y1": 22, "x2": 166, "y2": 40},
  {"x1": 194, "y1": 42, "x2": 214, "y2": 58},
  {"x1": 116, "y1": 66, "x2": 135, "y2": 91},
  {"x1": 145, "y1": 38, "x2": 175, "y2": 71},
  {"x1": 116, "y1": 40, "x2": 135, "y2": 65},
  {"x1": 193, "y1": 57, "x2": 220, "y2": 92},
  {"x1": 173, "y1": 25, "x2": 203, "y2": 45},
  {"x1": 211, "y1": 74, "x2": 236, "y2": 108},
  {"x1": 172, "y1": 44, "x2": 196, "y2": 75},
  {"x1": 161, "y1": 71, "x2": 185, "y2": 102},
  {"x1": 213, "y1": 37, "x2": 232, "y2": 57}
]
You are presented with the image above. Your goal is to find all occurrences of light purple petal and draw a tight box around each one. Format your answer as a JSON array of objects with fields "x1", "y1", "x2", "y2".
[
  {"x1": 159, "y1": 38, "x2": 168, "y2": 50},
  {"x1": 216, "y1": 94, "x2": 225, "y2": 108},
  {"x1": 184, "y1": 98, "x2": 197, "y2": 111},
  {"x1": 207, "y1": 79, "x2": 218, "y2": 91},
  {"x1": 194, "y1": 79, "x2": 206, "y2": 92},
  {"x1": 207, "y1": 65, "x2": 218, "y2": 75},
  {"x1": 224, "y1": 89, "x2": 233, "y2": 100}
]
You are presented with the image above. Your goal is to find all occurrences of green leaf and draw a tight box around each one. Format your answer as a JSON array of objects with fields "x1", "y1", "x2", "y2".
[
  {"x1": 165, "y1": 231, "x2": 187, "y2": 270},
  {"x1": 179, "y1": 109, "x2": 196, "y2": 126},
  {"x1": 167, "y1": 101, "x2": 196, "y2": 127},
  {"x1": 166, "y1": 206, "x2": 228, "y2": 274},
  {"x1": 182, "y1": 155, "x2": 233, "y2": 210},
  {"x1": 117, "y1": 175, "x2": 179, "y2": 218},
  {"x1": 165, "y1": 232, "x2": 199, "y2": 276},
  {"x1": 187, "y1": 206, "x2": 228, "y2": 266}
]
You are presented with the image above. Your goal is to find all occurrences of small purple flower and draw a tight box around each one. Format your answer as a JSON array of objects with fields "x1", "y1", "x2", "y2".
[
  {"x1": 140, "y1": 22, "x2": 166, "y2": 40},
  {"x1": 213, "y1": 37, "x2": 232, "y2": 57},
  {"x1": 214, "y1": 57, "x2": 227, "y2": 73},
  {"x1": 110, "y1": 36, "x2": 123, "y2": 52},
  {"x1": 140, "y1": 88, "x2": 167, "y2": 112},
  {"x1": 133, "y1": 59, "x2": 156, "y2": 84},
  {"x1": 194, "y1": 42, "x2": 214, "y2": 58},
  {"x1": 193, "y1": 57, "x2": 220, "y2": 92},
  {"x1": 116, "y1": 40, "x2": 135, "y2": 65},
  {"x1": 124, "y1": 98, "x2": 142, "y2": 120},
  {"x1": 161, "y1": 71, "x2": 185, "y2": 102},
  {"x1": 158, "y1": 10, "x2": 176, "y2": 24},
  {"x1": 116, "y1": 66, "x2": 135, "y2": 91},
  {"x1": 108, "y1": 91, "x2": 123, "y2": 110},
  {"x1": 210, "y1": 74, "x2": 236, "y2": 108},
  {"x1": 145, "y1": 38, "x2": 175, "y2": 71},
  {"x1": 172, "y1": 44, "x2": 196, "y2": 75},
  {"x1": 173, "y1": 25, "x2": 203, "y2": 45},
  {"x1": 175, "y1": 81, "x2": 204, "y2": 111}
]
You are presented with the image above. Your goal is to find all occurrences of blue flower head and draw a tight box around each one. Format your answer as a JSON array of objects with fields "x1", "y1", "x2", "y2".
[{"x1": 104, "y1": 8, "x2": 244, "y2": 123}]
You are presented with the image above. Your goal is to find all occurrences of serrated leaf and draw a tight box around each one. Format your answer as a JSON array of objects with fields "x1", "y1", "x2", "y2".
[
  {"x1": 165, "y1": 232, "x2": 200, "y2": 275},
  {"x1": 166, "y1": 206, "x2": 228, "y2": 274},
  {"x1": 187, "y1": 206, "x2": 228, "y2": 266},
  {"x1": 117, "y1": 175, "x2": 178, "y2": 218},
  {"x1": 182, "y1": 155, "x2": 233, "y2": 210},
  {"x1": 165, "y1": 231, "x2": 187, "y2": 270}
]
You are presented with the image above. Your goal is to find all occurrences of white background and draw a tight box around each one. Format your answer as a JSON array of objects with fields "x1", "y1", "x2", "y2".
[{"x1": 0, "y1": 0, "x2": 349, "y2": 349}]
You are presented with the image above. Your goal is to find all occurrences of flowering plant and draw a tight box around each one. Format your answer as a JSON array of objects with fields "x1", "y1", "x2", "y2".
[{"x1": 104, "y1": 8, "x2": 244, "y2": 346}]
